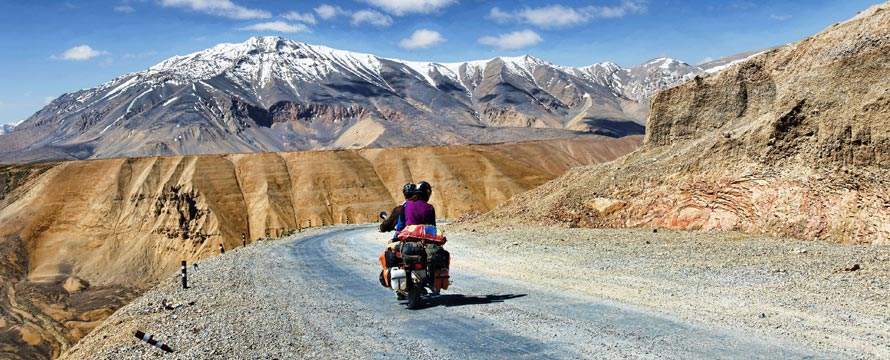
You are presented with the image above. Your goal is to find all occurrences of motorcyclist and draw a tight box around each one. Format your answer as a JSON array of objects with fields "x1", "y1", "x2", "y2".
[
  {"x1": 404, "y1": 181, "x2": 436, "y2": 226},
  {"x1": 399, "y1": 181, "x2": 449, "y2": 296},
  {"x1": 379, "y1": 182, "x2": 423, "y2": 296},
  {"x1": 378, "y1": 181, "x2": 445, "y2": 294},
  {"x1": 380, "y1": 183, "x2": 417, "y2": 241}
]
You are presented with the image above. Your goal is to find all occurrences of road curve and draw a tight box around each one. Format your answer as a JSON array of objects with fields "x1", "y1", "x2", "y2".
[{"x1": 277, "y1": 225, "x2": 818, "y2": 359}]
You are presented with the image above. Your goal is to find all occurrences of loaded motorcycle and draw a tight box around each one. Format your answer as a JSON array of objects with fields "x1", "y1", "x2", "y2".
[{"x1": 378, "y1": 213, "x2": 450, "y2": 309}]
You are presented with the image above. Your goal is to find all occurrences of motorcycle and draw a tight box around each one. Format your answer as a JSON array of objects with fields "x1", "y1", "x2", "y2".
[{"x1": 379, "y1": 212, "x2": 450, "y2": 310}]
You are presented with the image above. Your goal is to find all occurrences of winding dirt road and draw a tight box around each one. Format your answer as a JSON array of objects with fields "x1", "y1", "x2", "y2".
[
  {"x1": 278, "y1": 226, "x2": 817, "y2": 359},
  {"x1": 63, "y1": 225, "x2": 830, "y2": 359}
]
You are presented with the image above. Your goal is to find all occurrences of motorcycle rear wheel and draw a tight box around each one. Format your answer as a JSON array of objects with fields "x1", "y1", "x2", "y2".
[
  {"x1": 406, "y1": 271, "x2": 421, "y2": 309},
  {"x1": 407, "y1": 286, "x2": 421, "y2": 309}
]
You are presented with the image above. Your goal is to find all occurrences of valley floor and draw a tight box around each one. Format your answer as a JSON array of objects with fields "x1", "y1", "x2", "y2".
[{"x1": 62, "y1": 225, "x2": 889, "y2": 359}]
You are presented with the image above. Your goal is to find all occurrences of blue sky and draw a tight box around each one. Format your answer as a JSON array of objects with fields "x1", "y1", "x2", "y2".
[{"x1": 0, "y1": 0, "x2": 882, "y2": 125}]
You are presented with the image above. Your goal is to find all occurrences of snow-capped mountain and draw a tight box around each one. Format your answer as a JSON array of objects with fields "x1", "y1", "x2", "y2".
[
  {"x1": 570, "y1": 58, "x2": 702, "y2": 101},
  {"x1": 0, "y1": 124, "x2": 15, "y2": 136},
  {"x1": 0, "y1": 37, "x2": 717, "y2": 162}
]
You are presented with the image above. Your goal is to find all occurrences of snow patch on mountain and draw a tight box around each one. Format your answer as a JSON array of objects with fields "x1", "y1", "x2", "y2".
[{"x1": 0, "y1": 124, "x2": 15, "y2": 135}]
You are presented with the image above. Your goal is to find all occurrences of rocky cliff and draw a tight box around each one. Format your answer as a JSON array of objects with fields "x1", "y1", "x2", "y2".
[
  {"x1": 481, "y1": 3, "x2": 890, "y2": 244},
  {"x1": 0, "y1": 135, "x2": 639, "y2": 359}
]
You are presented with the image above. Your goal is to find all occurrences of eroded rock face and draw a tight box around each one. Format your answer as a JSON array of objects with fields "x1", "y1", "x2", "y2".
[
  {"x1": 482, "y1": 3, "x2": 890, "y2": 245},
  {"x1": 151, "y1": 185, "x2": 211, "y2": 242},
  {"x1": 269, "y1": 102, "x2": 367, "y2": 125},
  {"x1": 0, "y1": 135, "x2": 641, "y2": 359},
  {"x1": 0, "y1": 163, "x2": 54, "y2": 201}
]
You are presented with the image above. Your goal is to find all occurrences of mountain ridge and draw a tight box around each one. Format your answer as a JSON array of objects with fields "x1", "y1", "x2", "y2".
[{"x1": 0, "y1": 36, "x2": 729, "y2": 163}]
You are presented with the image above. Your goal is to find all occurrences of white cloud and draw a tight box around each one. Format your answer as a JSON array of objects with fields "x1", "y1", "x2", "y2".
[
  {"x1": 478, "y1": 30, "x2": 542, "y2": 50},
  {"x1": 114, "y1": 5, "x2": 135, "y2": 13},
  {"x1": 282, "y1": 11, "x2": 316, "y2": 24},
  {"x1": 770, "y1": 14, "x2": 792, "y2": 21},
  {"x1": 363, "y1": 0, "x2": 457, "y2": 16},
  {"x1": 518, "y1": 5, "x2": 588, "y2": 27},
  {"x1": 591, "y1": 0, "x2": 647, "y2": 18},
  {"x1": 44, "y1": 96, "x2": 56, "y2": 105},
  {"x1": 314, "y1": 4, "x2": 346, "y2": 19},
  {"x1": 399, "y1": 29, "x2": 445, "y2": 49},
  {"x1": 490, "y1": 1, "x2": 647, "y2": 28},
  {"x1": 488, "y1": 7, "x2": 513, "y2": 23},
  {"x1": 160, "y1": 0, "x2": 271, "y2": 20},
  {"x1": 239, "y1": 21, "x2": 309, "y2": 33},
  {"x1": 54, "y1": 45, "x2": 108, "y2": 61},
  {"x1": 351, "y1": 9, "x2": 393, "y2": 27}
]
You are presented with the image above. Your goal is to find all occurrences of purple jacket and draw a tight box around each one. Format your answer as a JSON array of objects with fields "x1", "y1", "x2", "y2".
[{"x1": 404, "y1": 200, "x2": 436, "y2": 226}]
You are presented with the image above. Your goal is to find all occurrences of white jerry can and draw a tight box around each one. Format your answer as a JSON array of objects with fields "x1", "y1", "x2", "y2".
[{"x1": 389, "y1": 268, "x2": 406, "y2": 291}]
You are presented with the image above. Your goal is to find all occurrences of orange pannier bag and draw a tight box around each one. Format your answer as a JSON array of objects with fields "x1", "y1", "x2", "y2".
[
  {"x1": 379, "y1": 246, "x2": 399, "y2": 269},
  {"x1": 397, "y1": 225, "x2": 446, "y2": 245},
  {"x1": 434, "y1": 269, "x2": 449, "y2": 290}
]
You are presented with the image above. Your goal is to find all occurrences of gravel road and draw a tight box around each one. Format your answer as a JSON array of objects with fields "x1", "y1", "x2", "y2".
[{"x1": 63, "y1": 225, "x2": 887, "y2": 359}]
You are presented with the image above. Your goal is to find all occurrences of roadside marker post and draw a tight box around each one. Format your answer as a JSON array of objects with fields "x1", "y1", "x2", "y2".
[
  {"x1": 219, "y1": 244, "x2": 225, "y2": 254},
  {"x1": 180, "y1": 260, "x2": 188, "y2": 289},
  {"x1": 134, "y1": 331, "x2": 174, "y2": 353}
]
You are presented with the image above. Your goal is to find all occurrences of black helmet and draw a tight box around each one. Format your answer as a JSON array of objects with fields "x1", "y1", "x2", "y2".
[
  {"x1": 402, "y1": 183, "x2": 417, "y2": 199},
  {"x1": 416, "y1": 181, "x2": 432, "y2": 200}
]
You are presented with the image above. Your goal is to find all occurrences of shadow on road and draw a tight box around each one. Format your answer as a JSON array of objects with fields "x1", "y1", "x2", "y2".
[{"x1": 413, "y1": 294, "x2": 527, "y2": 310}]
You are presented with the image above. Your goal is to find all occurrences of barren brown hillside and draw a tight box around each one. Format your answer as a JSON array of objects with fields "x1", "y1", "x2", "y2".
[
  {"x1": 481, "y1": 3, "x2": 890, "y2": 244},
  {"x1": 0, "y1": 135, "x2": 639, "y2": 359}
]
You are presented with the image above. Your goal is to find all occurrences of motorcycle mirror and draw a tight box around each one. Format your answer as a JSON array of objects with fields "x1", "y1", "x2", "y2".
[{"x1": 379, "y1": 211, "x2": 387, "y2": 220}]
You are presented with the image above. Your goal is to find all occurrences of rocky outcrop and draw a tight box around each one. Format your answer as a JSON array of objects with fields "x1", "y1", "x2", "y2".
[
  {"x1": 0, "y1": 163, "x2": 54, "y2": 201},
  {"x1": 0, "y1": 135, "x2": 640, "y2": 359},
  {"x1": 481, "y1": 3, "x2": 890, "y2": 245},
  {"x1": 269, "y1": 102, "x2": 367, "y2": 124}
]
